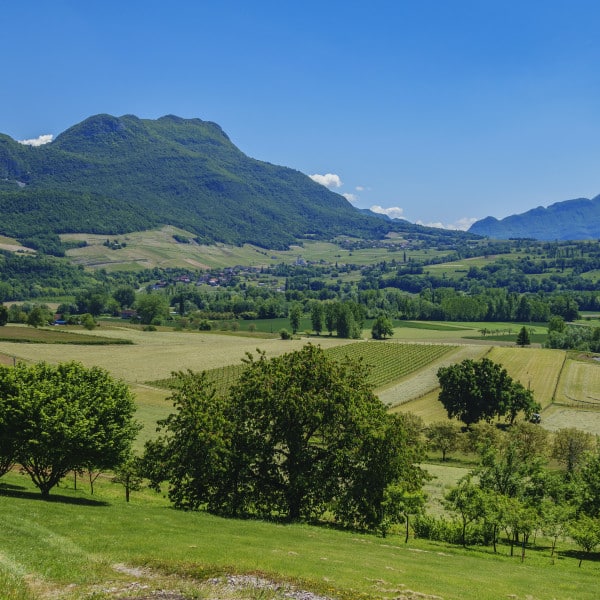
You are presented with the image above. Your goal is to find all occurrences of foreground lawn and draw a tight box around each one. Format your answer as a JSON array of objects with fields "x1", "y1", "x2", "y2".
[{"x1": 0, "y1": 472, "x2": 598, "y2": 600}]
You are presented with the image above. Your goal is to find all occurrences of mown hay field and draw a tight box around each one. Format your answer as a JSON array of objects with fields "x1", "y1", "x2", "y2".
[
  {"x1": 486, "y1": 346, "x2": 566, "y2": 409},
  {"x1": 554, "y1": 358, "x2": 600, "y2": 406},
  {"x1": 0, "y1": 327, "x2": 353, "y2": 384}
]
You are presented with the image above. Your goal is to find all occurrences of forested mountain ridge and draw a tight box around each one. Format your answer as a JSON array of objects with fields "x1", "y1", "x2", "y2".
[
  {"x1": 469, "y1": 195, "x2": 600, "y2": 240},
  {"x1": 0, "y1": 114, "x2": 460, "y2": 254}
]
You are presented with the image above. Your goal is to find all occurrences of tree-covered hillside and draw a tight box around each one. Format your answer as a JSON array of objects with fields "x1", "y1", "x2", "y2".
[{"x1": 0, "y1": 114, "x2": 455, "y2": 253}]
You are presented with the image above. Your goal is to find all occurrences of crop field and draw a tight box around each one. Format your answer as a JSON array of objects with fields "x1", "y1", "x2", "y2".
[
  {"x1": 324, "y1": 341, "x2": 456, "y2": 390},
  {"x1": 486, "y1": 346, "x2": 566, "y2": 409},
  {"x1": 0, "y1": 325, "x2": 132, "y2": 345},
  {"x1": 554, "y1": 358, "x2": 600, "y2": 407},
  {"x1": 150, "y1": 341, "x2": 458, "y2": 401},
  {"x1": 380, "y1": 344, "x2": 489, "y2": 408},
  {"x1": 0, "y1": 327, "x2": 353, "y2": 385}
]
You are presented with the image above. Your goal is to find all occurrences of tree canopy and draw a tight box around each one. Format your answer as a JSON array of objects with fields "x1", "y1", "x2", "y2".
[
  {"x1": 437, "y1": 358, "x2": 539, "y2": 426},
  {"x1": 144, "y1": 344, "x2": 427, "y2": 530},
  {"x1": 0, "y1": 361, "x2": 139, "y2": 497}
]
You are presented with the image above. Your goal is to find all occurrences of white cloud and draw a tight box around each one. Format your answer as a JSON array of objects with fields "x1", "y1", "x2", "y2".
[
  {"x1": 309, "y1": 173, "x2": 342, "y2": 188},
  {"x1": 18, "y1": 134, "x2": 53, "y2": 147},
  {"x1": 355, "y1": 186, "x2": 365, "y2": 192},
  {"x1": 342, "y1": 193, "x2": 358, "y2": 202},
  {"x1": 370, "y1": 205, "x2": 405, "y2": 220},
  {"x1": 416, "y1": 217, "x2": 478, "y2": 231}
]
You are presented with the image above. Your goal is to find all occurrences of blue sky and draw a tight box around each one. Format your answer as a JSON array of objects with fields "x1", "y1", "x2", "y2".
[{"x1": 2, "y1": 1, "x2": 600, "y2": 230}]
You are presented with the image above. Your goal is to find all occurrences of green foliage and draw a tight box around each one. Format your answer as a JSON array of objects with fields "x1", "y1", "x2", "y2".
[
  {"x1": 288, "y1": 302, "x2": 302, "y2": 334},
  {"x1": 570, "y1": 514, "x2": 600, "y2": 567},
  {"x1": 371, "y1": 315, "x2": 394, "y2": 339},
  {"x1": 26, "y1": 305, "x2": 52, "y2": 328},
  {"x1": 516, "y1": 325, "x2": 531, "y2": 346},
  {"x1": 135, "y1": 292, "x2": 170, "y2": 325},
  {"x1": 552, "y1": 428, "x2": 597, "y2": 475},
  {"x1": 437, "y1": 358, "x2": 540, "y2": 426},
  {"x1": 144, "y1": 345, "x2": 427, "y2": 529},
  {"x1": 426, "y1": 421, "x2": 462, "y2": 462},
  {"x1": 0, "y1": 361, "x2": 139, "y2": 497},
  {"x1": 0, "y1": 305, "x2": 7, "y2": 326}
]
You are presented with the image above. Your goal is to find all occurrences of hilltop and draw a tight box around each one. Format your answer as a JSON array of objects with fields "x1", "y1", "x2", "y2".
[{"x1": 0, "y1": 114, "x2": 467, "y2": 255}]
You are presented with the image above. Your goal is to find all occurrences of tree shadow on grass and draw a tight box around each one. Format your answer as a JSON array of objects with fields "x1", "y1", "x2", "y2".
[{"x1": 0, "y1": 484, "x2": 109, "y2": 507}]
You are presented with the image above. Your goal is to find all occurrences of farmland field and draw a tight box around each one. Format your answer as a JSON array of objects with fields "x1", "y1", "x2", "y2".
[
  {"x1": 325, "y1": 341, "x2": 456, "y2": 390},
  {"x1": 554, "y1": 357, "x2": 600, "y2": 407},
  {"x1": 378, "y1": 343, "x2": 489, "y2": 407},
  {"x1": 486, "y1": 346, "x2": 566, "y2": 409},
  {"x1": 0, "y1": 327, "x2": 354, "y2": 384}
]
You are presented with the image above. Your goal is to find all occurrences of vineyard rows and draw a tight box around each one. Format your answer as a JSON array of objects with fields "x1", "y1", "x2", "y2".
[
  {"x1": 324, "y1": 342, "x2": 456, "y2": 390},
  {"x1": 151, "y1": 342, "x2": 456, "y2": 396}
]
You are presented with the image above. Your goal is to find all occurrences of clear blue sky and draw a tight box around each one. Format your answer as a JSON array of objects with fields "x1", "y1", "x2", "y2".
[{"x1": 3, "y1": 1, "x2": 600, "y2": 229}]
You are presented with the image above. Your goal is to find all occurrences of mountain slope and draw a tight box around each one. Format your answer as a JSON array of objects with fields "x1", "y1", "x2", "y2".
[
  {"x1": 1, "y1": 114, "x2": 402, "y2": 252},
  {"x1": 469, "y1": 195, "x2": 600, "y2": 240}
]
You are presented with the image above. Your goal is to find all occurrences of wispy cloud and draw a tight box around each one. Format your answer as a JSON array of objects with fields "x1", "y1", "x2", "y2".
[
  {"x1": 18, "y1": 134, "x2": 53, "y2": 147},
  {"x1": 342, "y1": 193, "x2": 358, "y2": 202},
  {"x1": 370, "y1": 205, "x2": 405, "y2": 220},
  {"x1": 417, "y1": 217, "x2": 478, "y2": 231},
  {"x1": 309, "y1": 173, "x2": 342, "y2": 188}
]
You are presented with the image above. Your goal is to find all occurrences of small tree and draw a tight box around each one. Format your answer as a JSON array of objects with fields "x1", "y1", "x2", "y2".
[
  {"x1": 426, "y1": 421, "x2": 462, "y2": 462},
  {"x1": 310, "y1": 302, "x2": 324, "y2": 335},
  {"x1": 0, "y1": 305, "x2": 8, "y2": 326},
  {"x1": 26, "y1": 305, "x2": 51, "y2": 328},
  {"x1": 444, "y1": 476, "x2": 485, "y2": 547},
  {"x1": 371, "y1": 315, "x2": 394, "y2": 340},
  {"x1": 112, "y1": 455, "x2": 144, "y2": 502},
  {"x1": 516, "y1": 326, "x2": 531, "y2": 347},
  {"x1": 552, "y1": 427, "x2": 596, "y2": 475},
  {"x1": 570, "y1": 514, "x2": 600, "y2": 567},
  {"x1": 288, "y1": 303, "x2": 302, "y2": 334},
  {"x1": 3, "y1": 362, "x2": 139, "y2": 497},
  {"x1": 135, "y1": 292, "x2": 169, "y2": 325}
]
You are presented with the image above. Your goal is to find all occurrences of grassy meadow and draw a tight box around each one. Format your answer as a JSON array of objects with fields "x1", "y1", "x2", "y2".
[
  {"x1": 1, "y1": 470, "x2": 599, "y2": 600},
  {"x1": 61, "y1": 227, "x2": 451, "y2": 272}
]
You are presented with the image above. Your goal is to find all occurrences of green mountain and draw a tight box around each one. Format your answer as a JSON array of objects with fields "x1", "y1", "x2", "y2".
[
  {"x1": 0, "y1": 113, "x2": 441, "y2": 254},
  {"x1": 469, "y1": 195, "x2": 600, "y2": 240}
]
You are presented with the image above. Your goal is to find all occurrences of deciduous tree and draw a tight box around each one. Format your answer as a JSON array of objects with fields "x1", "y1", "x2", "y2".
[
  {"x1": 145, "y1": 345, "x2": 427, "y2": 530},
  {"x1": 1, "y1": 362, "x2": 139, "y2": 497}
]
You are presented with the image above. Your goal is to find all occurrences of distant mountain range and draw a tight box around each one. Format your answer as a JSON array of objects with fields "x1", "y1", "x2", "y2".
[
  {"x1": 469, "y1": 195, "x2": 600, "y2": 240},
  {"x1": 0, "y1": 114, "x2": 465, "y2": 255}
]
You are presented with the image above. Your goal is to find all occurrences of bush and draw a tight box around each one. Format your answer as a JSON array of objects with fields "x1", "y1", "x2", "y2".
[{"x1": 279, "y1": 328, "x2": 291, "y2": 340}]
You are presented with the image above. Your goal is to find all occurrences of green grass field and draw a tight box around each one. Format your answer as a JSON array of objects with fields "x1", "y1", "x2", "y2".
[{"x1": 1, "y1": 470, "x2": 598, "y2": 600}]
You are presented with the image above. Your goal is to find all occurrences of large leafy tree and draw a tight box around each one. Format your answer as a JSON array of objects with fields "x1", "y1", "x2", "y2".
[
  {"x1": 145, "y1": 344, "x2": 426, "y2": 529},
  {"x1": 437, "y1": 358, "x2": 539, "y2": 426},
  {"x1": 0, "y1": 361, "x2": 139, "y2": 497}
]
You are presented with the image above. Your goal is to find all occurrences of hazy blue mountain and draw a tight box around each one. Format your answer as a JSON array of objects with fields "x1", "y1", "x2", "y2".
[
  {"x1": 1, "y1": 113, "x2": 451, "y2": 254},
  {"x1": 469, "y1": 196, "x2": 600, "y2": 240}
]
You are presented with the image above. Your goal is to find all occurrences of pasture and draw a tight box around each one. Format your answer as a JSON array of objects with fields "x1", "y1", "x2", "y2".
[
  {"x1": 62, "y1": 227, "x2": 453, "y2": 271},
  {"x1": 1, "y1": 471, "x2": 599, "y2": 600}
]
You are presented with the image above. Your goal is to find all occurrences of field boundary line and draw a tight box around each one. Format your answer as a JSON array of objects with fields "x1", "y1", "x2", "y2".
[{"x1": 551, "y1": 352, "x2": 568, "y2": 405}]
